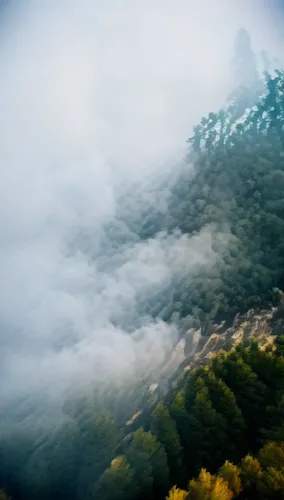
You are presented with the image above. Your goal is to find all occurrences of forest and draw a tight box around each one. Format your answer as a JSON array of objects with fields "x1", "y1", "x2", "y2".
[
  {"x1": 2, "y1": 28, "x2": 284, "y2": 499},
  {"x1": 3, "y1": 338, "x2": 284, "y2": 500}
]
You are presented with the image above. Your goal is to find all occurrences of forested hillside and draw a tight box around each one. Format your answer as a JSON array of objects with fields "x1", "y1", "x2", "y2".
[
  {"x1": 123, "y1": 32, "x2": 284, "y2": 332},
  {"x1": 2, "y1": 29, "x2": 284, "y2": 500},
  {"x1": 3, "y1": 338, "x2": 284, "y2": 500}
]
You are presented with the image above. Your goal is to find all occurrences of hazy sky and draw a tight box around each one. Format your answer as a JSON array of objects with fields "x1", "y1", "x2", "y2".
[{"x1": 0, "y1": 0, "x2": 283, "y2": 408}]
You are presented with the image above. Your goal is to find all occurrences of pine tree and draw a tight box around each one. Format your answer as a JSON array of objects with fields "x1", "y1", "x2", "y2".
[
  {"x1": 184, "y1": 376, "x2": 228, "y2": 472},
  {"x1": 94, "y1": 455, "x2": 135, "y2": 500},
  {"x1": 200, "y1": 369, "x2": 246, "y2": 462},
  {"x1": 77, "y1": 413, "x2": 120, "y2": 500},
  {"x1": 125, "y1": 428, "x2": 170, "y2": 499},
  {"x1": 151, "y1": 402, "x2": 186, "y2": 485}
]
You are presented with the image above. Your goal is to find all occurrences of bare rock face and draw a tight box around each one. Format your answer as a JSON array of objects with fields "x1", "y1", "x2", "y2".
[
  {"x1": 184, "y1": 328, "x2": 201, "y2": 356},
  {"x1": 190, "y1": 307, "x2": 276, "y2": 363},
  {"x1": 168, "y1": 306, "x2": 280, "y2": 381},
  {"x1": 131, "y1": 305, "x2": 282, "y2": 427},
  {"x1": 147, "y1": 303, "x2": 283, "y2": 399}
]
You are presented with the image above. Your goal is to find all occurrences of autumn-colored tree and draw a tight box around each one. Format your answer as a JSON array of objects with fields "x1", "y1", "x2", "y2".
[
  {"x1": 257, "y1": 467, "x2": 284, "y2": 498},
  {"x1": 218, "y1": 461, "x2": 242, "y2": 497},
  {"x1": 240, "y1": 454, "x2": 262, "y2": 490},
  {"x1": 188, "y1": 468, "x2": 233, "y2": 500},
  {"x1": 259, "y1": 441, "x2": 284, "y2": 471},
  {"x1": 166, "y1": 485, "x2": 188, "y2": 500}
]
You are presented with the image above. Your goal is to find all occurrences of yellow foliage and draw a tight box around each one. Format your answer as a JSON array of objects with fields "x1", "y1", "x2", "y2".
[
  {"x1": 188, "y1": 468, "x2": 233, "y2": 500},
  {"x1": 218, "y1": 460, "x2": 242, "y2": 497},
  {"x1": 240, "y1": 454, "x2": 262, "y2": 488},
  {"x1": 258, "y1": 466, "x2": 284, "y2": 495},
  {"x1": 188, "y1": 468, "x2": 212, "y2": 498},
  {"x1": 166, "y1": 485, "x2": 188, "y2": 500},
  {"x1": 259, "y1": 441, "x2": 284, "y2": 470},
  {"x1": 210, "y1": 477, "x2": 233, "y2": 500}
]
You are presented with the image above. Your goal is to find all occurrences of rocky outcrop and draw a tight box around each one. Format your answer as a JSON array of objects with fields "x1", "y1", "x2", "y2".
[{"x1": 165, "y1": 305, "x2": 283, "y2": 383}]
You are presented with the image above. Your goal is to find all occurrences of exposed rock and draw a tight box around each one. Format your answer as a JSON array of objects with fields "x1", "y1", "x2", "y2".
[
  {"x1": 126, "y1": 410, "x2": 143, "y2": 426},
  {"x1": 166, "y1": 305, "x2": 282, "y2": 382},
  {"x1": 149, "y1": 383, "x2": 158, "y2": 393}
]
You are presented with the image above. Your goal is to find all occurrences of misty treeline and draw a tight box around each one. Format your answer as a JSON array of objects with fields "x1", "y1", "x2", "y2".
[
  {"x1": 2, "y1": 27, "x2": 284, "y2": 500},
  {"x1": 115, "y1": 28, "x2": 284, "y2": 333}
]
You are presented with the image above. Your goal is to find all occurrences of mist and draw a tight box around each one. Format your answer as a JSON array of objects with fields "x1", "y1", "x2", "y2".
[{"x1": 0, "y1": 0, "x2": 282, "y2": 409}]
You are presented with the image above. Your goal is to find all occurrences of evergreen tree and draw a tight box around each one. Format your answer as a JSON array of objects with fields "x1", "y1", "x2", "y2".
[
  {"x1": 211, "y1": 350, "x2": 268, "y2": 449},
  {"x1": 184, "y1": 376, "x2": 228, "y2": 473},
  {"x1": 125, "y1": 428, "x2": 170, "y2": 499},
  {"x1": 151, "y1": 402, "x2": 186, "y2": 485},
  {"x1": 77, "y1": 413, "x2": 120, "y2": 500},
  {"x1": 94, "y1": 455, "x2": 135, "y2": 500},
  {"x1": 200, "y1": 369, "x2": 246, "y2": 462}
]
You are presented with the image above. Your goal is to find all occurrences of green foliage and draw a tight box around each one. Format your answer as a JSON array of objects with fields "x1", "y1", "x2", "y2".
[
  {"x1": 211, "y1": 348, "x2": 269, "y2": 449},
  {"x1": 131, "y1": 67, "x2": 284, "y2": 328},
  {"x1": 5, "y1": 342, "x2": 284, "y2": 500},
  {"x1": 94, "y1": 455, "x2": 135, "y2": 500},
  {"x1": 185, "y1": 375, "x2": 228, "y2": 473},
  {"x1": 125, "y1": 428, "x2": 170, "y2": 499},
  {"x1": 275, "y1": 335, "x2": 284, "y2": 357},
  {"x1": 198, "y1": 369, "x2": 246, "y2": 461},
  {"x1": 151, "y1": 402, "x2": 186, "y2": 484},
  {"x1": 77, "y1": 413, "x2": 120, "y2": 499}
]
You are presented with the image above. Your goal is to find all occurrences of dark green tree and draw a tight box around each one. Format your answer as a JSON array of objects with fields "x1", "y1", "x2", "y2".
[
  {"x1": 125, "y1": 428, "x2": 170, "y2": 500},
  {"x1": 151, "y1": 402, "x2": 186, "y2": 485}
]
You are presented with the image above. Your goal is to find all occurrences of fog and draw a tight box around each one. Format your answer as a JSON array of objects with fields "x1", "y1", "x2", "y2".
[{"x1": 0, "y1": 0, "x2": 282, "y2": 406}]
